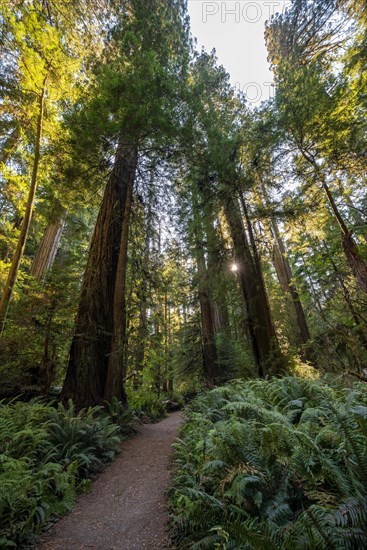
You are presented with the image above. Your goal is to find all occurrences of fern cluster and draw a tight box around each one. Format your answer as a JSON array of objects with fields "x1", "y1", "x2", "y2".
[
  {"x1": 169, "y1": 377, "x2": 367, "y2": 549},
  {"x1": 0, "y1": 399, "x2": 122, "y2": 548},
  {"x1": 127, "y1": 388, "x2": 169, "y2": 421}
]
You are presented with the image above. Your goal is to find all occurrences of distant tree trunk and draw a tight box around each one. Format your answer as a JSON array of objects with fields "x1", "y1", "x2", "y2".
[
  {"x1": 198, "y1": 178, "x2": 232, "y2": 359},
  {"x1": 31, "y1": 210, "x2": 66, "y2": 281},
  {"x1": 211, "y1": 301, "x2": 230, "y2": 334},
  {"x1": 341, "y1": 231, "x2": 367, "y2": 293},
  {"x1": 193, "y1": 194, "x2": 218, "y2": 386},
  {"x1": 167, "y1": 301, "x2": 173, "y2": 392},
  {"x1": 302, "y1": 151, "x2": 367, "y2": 293},
  {"x1": 270, "y1": 219, "x2": 311, "y2": 346},
  {"x1": 153, "y1": 319, "x2": 162, "y2": 396},
  {"x1": 203, "y1": 197, "x2": 231, "y2": 338},
  {"x1": 162, "y1": 289, "x2": 169, "y2": 393},
  {"x1": 336, "y1": 178, "x2": 367, "y2": 243},
  {"x1": 134, "y1": 172, "x2": 154, "y2": 389},
  {"x1": 225, "y1": 195, "x2": 282, "y2": 377},
  {"x1": 0, "y1": 78, "x2": 47, "y2": 334},
  {"x1": 38, "y1": 297, "x2": 58, "y2": 394},
  {"x1": 61, "y1": 141, "x2": 138, "y2": 409},
  {"x1": 197, "y1": 253, "x2": 218, "y2": 387},
  {"x1": 301, "y1": 256, "x2": 327, "y2": 322},
  {"x1": 321, "y1": 240, "x2": 367, "y2": 351},
  {"x1": 133, "y1": 288, "x2": 147, "y2": 389}
]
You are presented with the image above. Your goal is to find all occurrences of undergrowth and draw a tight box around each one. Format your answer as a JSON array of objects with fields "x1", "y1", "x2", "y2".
[
  {"x1": 169, "y1": 377, "x2": 367, "y2": 549},
  {"x1": 126, "y1": 388, "x2": 185, "y2": 421},
  {"x1": 0, "y1": 398, "x2": 129, "y2": 548}
]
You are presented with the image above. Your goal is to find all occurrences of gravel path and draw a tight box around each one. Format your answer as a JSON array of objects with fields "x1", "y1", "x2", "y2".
[{"x1": 37, "y1": 411, "x2": 184, "y2": 550}]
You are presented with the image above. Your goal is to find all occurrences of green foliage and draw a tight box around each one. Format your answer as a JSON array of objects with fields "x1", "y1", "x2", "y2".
[
  {"x1": 169, "y1": 377, "x2": 367, "y2": 549},
  {"x1": 44, "y1": 401, "x2": 121, "y2": 479},
  {"x1": 127, "y1": 389, "x2": 167, "y2": 422},
  {"x1": 0, "y1": 398, "x2": 123, "y2": 547}
]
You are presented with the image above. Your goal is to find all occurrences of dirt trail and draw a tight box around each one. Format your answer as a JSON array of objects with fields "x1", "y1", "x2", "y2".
[{"x1": 37, "y1": 411, "x2": 184, "y2": 550}]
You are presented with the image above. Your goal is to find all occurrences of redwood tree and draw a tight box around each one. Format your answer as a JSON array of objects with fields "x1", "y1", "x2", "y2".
[{"x1": 62, "y1": 0, "x2": 189, "y2": 408}]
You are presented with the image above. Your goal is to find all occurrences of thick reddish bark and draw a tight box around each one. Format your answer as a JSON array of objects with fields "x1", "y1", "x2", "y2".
[
  {"x1": 104, "y1": 173, "x2": 133, "y2": 402},
  {"x1": 31, "y1": 210, "x2": 66, "y2": 281},
  {"x1": 342, "y1": 231, "x2": 367, "y2": 293},
  {"x1": 225, "y1": 196, "x2": 282, "y2": 377},
  {"x1": 61, "y1": 141, "x2": 138, "y2": 409}
]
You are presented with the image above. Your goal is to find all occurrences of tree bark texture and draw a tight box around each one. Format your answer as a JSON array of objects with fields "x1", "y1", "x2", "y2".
[
  {"x1": 31, "y1": 211, "x2": 66, "y2": 281},
  {"x1": 225, "y1": 195, "x2": 282, "y2": 377},
  {"x1": 61, "y1": 141, "x2": 138, "y2": 409}
]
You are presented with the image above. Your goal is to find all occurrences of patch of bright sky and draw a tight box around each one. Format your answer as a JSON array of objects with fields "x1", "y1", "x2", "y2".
[{"x1": 187, "y1": 1, "x2": 291, "y2": 105}]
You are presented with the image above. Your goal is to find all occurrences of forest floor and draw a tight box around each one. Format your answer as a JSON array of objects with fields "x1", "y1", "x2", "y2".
[{"x1": 36, "y1": 411, "x2": 184, "y2": 550}]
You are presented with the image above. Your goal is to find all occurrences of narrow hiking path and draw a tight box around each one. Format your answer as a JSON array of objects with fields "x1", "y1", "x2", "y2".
[{"x1": 37, "y1": 411, "x2": 184, "y2": 550}]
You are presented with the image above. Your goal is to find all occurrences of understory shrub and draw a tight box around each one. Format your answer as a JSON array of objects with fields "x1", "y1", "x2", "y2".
[
  {"x1": 169, "y1": 377, "x2": 367, "y2": 549},
  {"x1": 0, "y1": 399, "x2": 123, "y2": 547},
  {"x1": 127, "y1": 389, "x2": 167, "y2": 421}
]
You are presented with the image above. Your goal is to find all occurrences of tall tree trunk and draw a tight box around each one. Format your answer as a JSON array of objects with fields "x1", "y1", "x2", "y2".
[
  {"x1": 31, "y1": 209, "x2": 66, "y2": 281},
  {"x1": 0, "y1": 79, "x2": 47, "y2": 334},
  {"x1": 167, "y1": 300, "x2": 173, "y2": 392},
  {"x1": 61, "y1": 141, "x2": 138, "y2": 409},
  {"x1": 38, "y1": 296, "x2": 58, "y2": 394},
  {"x1": 302, "y1": 151, "x2": 367, "y2": 293},
  {"x1": 336, "y1": 177, "x2": 367, "y2": 243},
  {"x1": 224, "y1": 195, "x2": 282, "y2": 377},
  {"x1": 259, "y1": 178, "x2": 310, "y2": 348},
  {"x1": 133, "y1": 288, "x2": 147, "y2": 390},
  {"x1": 162, "y1": 289, "x2": 169, "y2": 393},
  {"x1": 193, "y1": 195, "x2": 218, "y2": 386},
  {"x1": 200, "y1": 189, "x2": 231, "y2": 382},
  {"x1": 211, "y1": 301, "x2": 230, "y2": 334},
  {"x1": 341, "y1": 231, "x2": 367, "y2": 293},
  {"x1": 153, "y1": 319, "x2": 162, "y2": 396},
  {"x1": 271, "y1": 220, "x2": 311, "y2": 346},
  {"x1": 104, "y1": 174, "x2": 134, "y2": 402},
  {"x1": 301, "y1": 256, "x2": 327, "y2": 321},
  {"x1": 321, "y1": 240, "x2": 367, "y2": 351},
  {"x1": 202, "y1": 189, "x2": 231, "y2": 338},
  {"x1": 133, "y1": 172, "x2": 154, "y2": 389},
  {"x1": 197, "y1": 253, "x2": 218, "y2": 387},
  {"x1": 321, "y1": 177, "x2": 367, "y2": 292}
]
